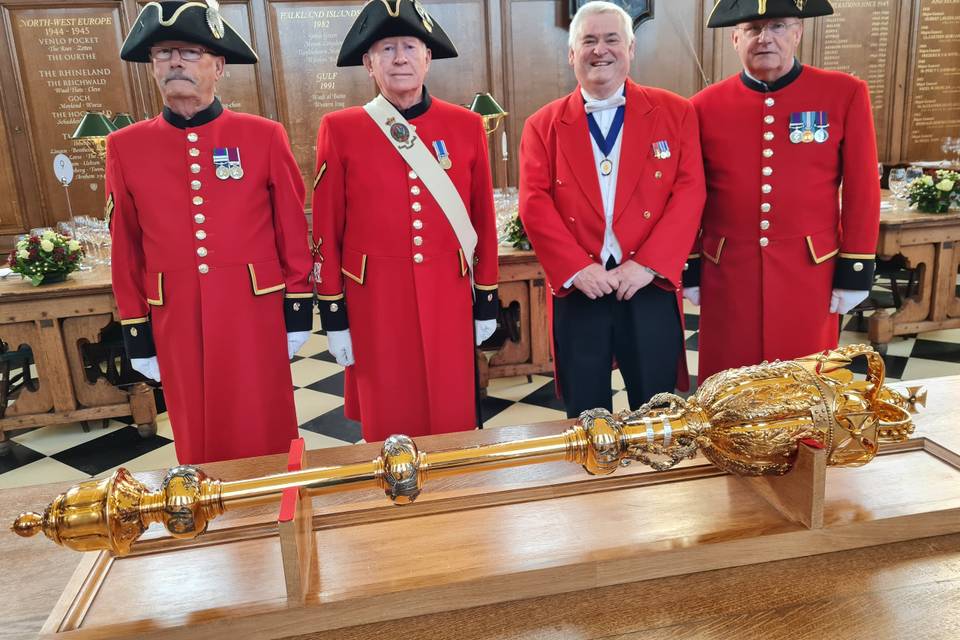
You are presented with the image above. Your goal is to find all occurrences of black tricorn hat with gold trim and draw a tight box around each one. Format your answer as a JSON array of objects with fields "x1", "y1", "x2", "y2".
[
  {"x1": 336, "y1": 0, "x2": 458, "y2": 68},
  {"x1": 120, "y1": 1, "x2": 258, "y2": 64},
  {"x1": 707, "y1": 0, "x2": 833, "y2": 28}
]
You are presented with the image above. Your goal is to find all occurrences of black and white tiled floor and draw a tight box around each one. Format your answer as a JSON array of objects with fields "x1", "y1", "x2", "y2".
[{"x1": 4, "y1": 300, "x2": 960, "y2": 489}]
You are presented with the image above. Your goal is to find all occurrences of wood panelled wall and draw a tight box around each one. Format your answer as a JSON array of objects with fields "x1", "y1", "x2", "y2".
[{"x1": 1, "y1": 0, "x2": 957, "y2": 244}]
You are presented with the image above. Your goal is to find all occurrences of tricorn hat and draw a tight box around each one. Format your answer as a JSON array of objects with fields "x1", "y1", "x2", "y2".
[
  {"x1": 120, "y1": 1, "x2": 258, "y2": 64},
  {"x1": 707, "y1": 0, "x2": 833, "y2": 28},
  {"x1": 336, "y1": 0, "x2": 458, "y2": 68}
]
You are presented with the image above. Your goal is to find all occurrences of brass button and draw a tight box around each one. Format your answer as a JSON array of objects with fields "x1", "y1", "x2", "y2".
[
  {"x1": 189, "y1": 148, "x2": 200, "y2": 157},
  {"x1": 408, "y1": 170, "x2": 418, "y2": 180},
  {"x1": 330, "y1": 303, "x2": 339, "y2": 312},
  {"x1": 130, "y1": 327, "x2": 138, "y2": 337},
  {"x1": 487, "y1": 293, "x2": 493, "y2": 302},
  {"x1": 762, "y1": 167, "x2": 773, "y2": 176},
  {"x1": 763, "y1": 131, "x2": 774, "y2": 141},
  {"x1": 655, "y1": 170, "x2": 662, "y2": 179},
  {"x1": 853, "y1": 262, "x2": 864, "y2": 272},
  {"x1": 413, "y1": 253, "x2": 424, "y2": 263},
  {"x1": 410, "y1": 185, "x2": 421, "y2": 196},
  {"x1": 198, "y1": 263, "x2": 209, "y2": 274},
  {"x1": 197, "y1": 247, "x2": 208, "y2": 257},
  {"x1": 195, "y1": 230, "x2": 207, "y2": 240},
  {"x1": 568, "y1": 216, "x2": 575, "y2": 222},
  {"x1": 759, "y1": 237, "x2": 769, "y2": 247},
  {"x1": 413, "y1": 219, "x2": 423, "y2": 230},
  {"x1": 191, "y1": 180, "x2": 202, "y2": 190},
  {"x1": 761, "y1": 203, "x2": 772, "y2": 213},
  {"x1": 193, "y1": 196, "x2": 204, "y2": 206},
  {"x1": 293, "y1": 302, "x2": 301, "y2": 312},
  {"x1": 683, "y1": 262, "x2": 689, "y2": 271},
  {"x1": 763, "y1": 148, "x2": 774, "y2": 158},
  {"x1": 187, "y1": 132, "x2": 198, "y2": 142},
  {"x1": 765, "y1": 97, "x2": 775, "y2": 107},
  {"x1": 760, "y1": 220, "x2": 770, "y2": 230},
  {"x1": 413, "y1": 236, "x2": 423, "y2": 246},
  {"x1": 764, "y1": 115, "x2": 775, "y2": 125},
  {"x1": 643, "y1": 210, "x2": 652, "y2": 219},
  {"x1": 761, "y1": 184, "x2": 772, "y2": 194},
  {"x1": 190, "y1": 163, "x2": 201, "y2": 174},
  {"x1": 412, "y1": 202, "x2": 422, "y2": 212},
  {"x1": 194, "y1": 213, "x2": 206, "y2": 224}
]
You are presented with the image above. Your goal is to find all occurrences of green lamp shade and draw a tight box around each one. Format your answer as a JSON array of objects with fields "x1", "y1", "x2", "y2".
[
  {"x1": 112, "y1": 113, "x2": 136, "y2": 129},
  {"x1": 469, "y1": 93, "x2": 507, "y2": 117},
  {"x1": 72, "y1": 112, "x2": 117, "y2": 139}
]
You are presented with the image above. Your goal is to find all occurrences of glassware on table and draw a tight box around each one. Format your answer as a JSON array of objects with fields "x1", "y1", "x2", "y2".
[
  {"x1": 888, "y1": 168, "x2": 907, "y2": 199},
  {"x1": 905, "y1": 166, "x2": 925, "y2": 188}
]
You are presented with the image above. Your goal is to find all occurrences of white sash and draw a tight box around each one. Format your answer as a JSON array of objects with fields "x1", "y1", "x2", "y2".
[{"x1": 363, "y1": 94, "x2": 477, "y2": 282}]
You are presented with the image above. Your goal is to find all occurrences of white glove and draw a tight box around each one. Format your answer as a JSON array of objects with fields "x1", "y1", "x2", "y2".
[
  {"x1": 327, "y1": 329, "x2": 355, "y2": 366},
  {"x1": 683, "y1": 286, "x2": 701, "y2": 306},
  {"x1": 287, "y1": 331, "x2": 311, "y2": 359},
  {"x1": 830, "y1": 288, "x2": 869, "y2": 314},
  {"x1": 130, "y1": 356, "x2": 161, "y2": 382},
  {"x1": 475, "y1": 319, "x2": 497, "y2": 346}
]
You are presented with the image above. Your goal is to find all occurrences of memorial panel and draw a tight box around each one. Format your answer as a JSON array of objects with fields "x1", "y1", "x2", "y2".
[
  {"x1": 906, "y1": 0, "x2": 960, "y2": 160},
  {"x1": 818, "y1": 0, "x2": 898, "y2": 160},
  {"x1": 0, "y1": 86, "x2": 24, "y2": 234},
  {"x1": 8, "y1": 4, "x2": 135, "y2": 222}
]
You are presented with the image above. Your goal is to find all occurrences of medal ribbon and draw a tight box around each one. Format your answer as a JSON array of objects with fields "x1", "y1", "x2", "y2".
[
  {"x1": 789, "y1": 112, "x2": 803, "y2": 130},
  {"x1": 802, "y1": 111, "x2": 815, "y2": 134},
  {"x1": 816, "y1": 111, "x2": 828, "y2": 128},
  {"x1": 587, "y1": 105, "x2": 625, "y2": 159}
]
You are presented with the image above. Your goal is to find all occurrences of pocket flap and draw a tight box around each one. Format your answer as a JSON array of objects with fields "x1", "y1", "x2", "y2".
[
  {"x1": 145, "y1": 272, "x2": 164, "y2": 306},
  {"x1": 702, "y1": 235, "x2": 726, "y2": 265},
  {"x1": 805, "y1": 229, "x2": 839, "y2": 264},
  {"x1": 247, "y1": 260, "x2": 286, "y2": 295},
  {"x1": 341, "y1": 248, "x2": 367, "y2": 285}
]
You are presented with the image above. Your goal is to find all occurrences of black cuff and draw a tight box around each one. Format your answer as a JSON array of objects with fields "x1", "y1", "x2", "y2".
[
  {"x1": 833, "y1": 257, "x2": 875, "y2": 290},
  {"x1": 284, "y1": 295, "x2": 315, "y2": 332},
  {"x1": 317, "y1": 296, "x2": 349, "y2": 331},
  {"x1": 682, "y1": 256, "x2": 701, "y2": 288},
  {"x1": 474, "y1": 286, "x2": 499, "y2": 320},
  {"x1": 121, "y1": 319, "x2": 156, "y2": 359}
]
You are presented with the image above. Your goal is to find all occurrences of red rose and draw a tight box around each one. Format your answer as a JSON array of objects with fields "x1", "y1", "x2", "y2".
[{"x1": 28, "y1": 236, "x2": 40, "y2": 245}]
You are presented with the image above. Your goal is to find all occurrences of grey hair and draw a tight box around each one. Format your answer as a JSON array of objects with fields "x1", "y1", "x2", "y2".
[{"x1": 568, "y1": 1, "x2": 636, "y2": 50}]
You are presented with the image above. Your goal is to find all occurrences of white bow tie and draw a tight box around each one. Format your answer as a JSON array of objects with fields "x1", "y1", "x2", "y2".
[{"x1": 584, "y1": 95, "x2": 626, "y2": 114}]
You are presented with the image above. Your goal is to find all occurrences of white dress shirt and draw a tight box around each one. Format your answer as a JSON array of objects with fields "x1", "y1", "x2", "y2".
[{"x1": 564, "y1": 83, "x2": 626, "y2": 289}]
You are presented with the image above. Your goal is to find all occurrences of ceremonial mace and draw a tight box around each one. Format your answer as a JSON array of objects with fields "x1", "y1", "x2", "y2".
[{"x1": 12, "y1": 345, "x2": 919, "y2": 556}]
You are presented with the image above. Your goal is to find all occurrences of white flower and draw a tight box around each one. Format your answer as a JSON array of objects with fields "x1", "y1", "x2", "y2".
[
  {"x1": 67, "y1": 240, "x2": 81, "y2": 252},
  {"x1": 40, "y1": 239, "x2": 54, "y2": 252},
  {"x1": 922, "y1": 175, "x2": 935, "y2": 186},
  {"x1": 936, "y1": 179, "x2": 955, "y2": 192},
  {"x1": 17, "y1": 249, "x2": 29, "y2": 259},
  {"x1": 41, "y1": 229, "x2": 56, "y2": 240}
]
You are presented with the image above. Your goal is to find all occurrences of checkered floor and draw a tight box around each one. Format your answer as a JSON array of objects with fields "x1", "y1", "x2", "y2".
[{"x1": 4, "y1": 300, "x2": 960, "y2": 490}]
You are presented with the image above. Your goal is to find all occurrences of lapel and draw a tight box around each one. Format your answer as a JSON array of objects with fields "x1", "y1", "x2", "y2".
[
  {"x1": 557, "y1": 89, "x2": 604, "y2": 220},
  {"x1": 613, "y1": 80, "x2": 658, "y2": 223}
]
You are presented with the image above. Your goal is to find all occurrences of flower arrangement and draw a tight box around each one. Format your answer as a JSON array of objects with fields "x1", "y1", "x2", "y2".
[
  {"x1": 504, "y1": 215, "x2": 531, "y2": 251},
  {"x1": 7, "y1": 230, "x2": 84, "y2": 286},
  {"x1": 907, "y1": 169, "x2": 960, "y2": 214}
]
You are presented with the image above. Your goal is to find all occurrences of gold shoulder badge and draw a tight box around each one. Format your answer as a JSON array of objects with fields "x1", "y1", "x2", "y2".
[
  {"x1": 104, "y1": 193, "x2": 115, "y2": 226},
  {"x1": 205, "y1": 0, "x2": 225, "y2": 39}
]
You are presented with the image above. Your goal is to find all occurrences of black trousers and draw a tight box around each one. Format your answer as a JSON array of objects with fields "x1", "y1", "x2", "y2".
[{"x1": 553, "y1": 271, "x2": 683, "y2": 418}]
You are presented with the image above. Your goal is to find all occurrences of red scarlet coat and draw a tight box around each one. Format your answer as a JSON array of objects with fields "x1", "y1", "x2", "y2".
[
  {"x1": 312, "y1": 96, "x2": 499, "y2": 442},
  {"x1": 690, "y1": 66, "x2": 880, "y2": 380},
  {"x1": 108, "y1": 103, "x2": 314, "y2": 464},
  {"x1": 519, "y1": 79, "x2": 706, "y2": 390}
]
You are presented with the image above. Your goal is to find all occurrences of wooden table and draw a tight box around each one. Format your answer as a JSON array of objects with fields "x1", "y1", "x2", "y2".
[
  {"x1": 869, "y1": 195, "x2": 960, "y2": 346},
  {"x1": 478, "y1": 247, "x2": 553, "y2": 389},
  {"x1": 2, "y1": 375, "x2": 958, "y2": 640},
  {"x1": 0, "y1": 268, "x2": 156, "y2": 453}
]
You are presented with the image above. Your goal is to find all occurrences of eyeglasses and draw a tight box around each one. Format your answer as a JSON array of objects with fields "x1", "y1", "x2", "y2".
[
  {"x1": 736, "y1": 21, "x2": 800, "y2": 39},
  {"x1": 149, "y1": 46, "x2": 211, "y2": 62}
]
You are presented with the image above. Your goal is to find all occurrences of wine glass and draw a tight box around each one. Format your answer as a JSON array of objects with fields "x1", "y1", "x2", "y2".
[{"x1": 888, "y1": 168, "x2": 907, "y2": 198}]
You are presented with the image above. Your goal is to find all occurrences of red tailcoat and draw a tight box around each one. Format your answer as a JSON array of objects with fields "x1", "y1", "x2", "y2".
[
  {"x1": 312, "y1": 97, "x2": 498, "y2": 442},
  {"x1": 690, "y1": 66, "x2": 880, "y2": 380},
  {"x1": 108, "y1": 104, "x2": 313, "y2": 464},
  {"x1": 519, "y1": 79, "x2": 706, "y2": 389}
]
